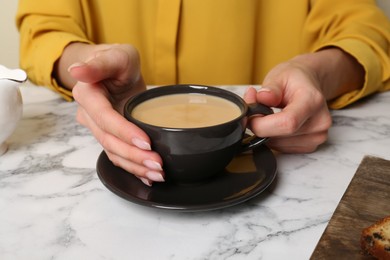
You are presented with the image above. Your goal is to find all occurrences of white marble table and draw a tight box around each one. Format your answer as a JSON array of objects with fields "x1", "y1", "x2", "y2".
[{"x1": 0, "y1": 82, "x2": 389, "y2": 260}]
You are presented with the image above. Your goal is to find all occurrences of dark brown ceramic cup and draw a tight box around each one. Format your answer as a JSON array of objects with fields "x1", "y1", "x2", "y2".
[{"x1": 124, "y1": 85, "x2": 273, "y2": 184}]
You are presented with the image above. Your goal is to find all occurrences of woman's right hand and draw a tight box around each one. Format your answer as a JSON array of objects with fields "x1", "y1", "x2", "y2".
[{"x1": 57, "y1": 43, "x2": 165, "y2": 186}]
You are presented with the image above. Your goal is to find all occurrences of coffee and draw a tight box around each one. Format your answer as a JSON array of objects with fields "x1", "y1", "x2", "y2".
[
  {"x1": 131, "y1": 93, "x2": 241, "y2": 128},
  {"x1": 125, "y1": 85, "x2": 273, "y2": 183}
]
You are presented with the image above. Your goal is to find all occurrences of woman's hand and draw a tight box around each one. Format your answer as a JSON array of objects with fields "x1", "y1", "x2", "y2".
[
  {"x1": 57, "y1": 43, "x2": 165, "y2": 186},
  {"x1": 244, "y1": 48, "x2": 364, "y2": 153},
  {"x1": 244, "y1": 64, "x2": 332, "y2": 153}
]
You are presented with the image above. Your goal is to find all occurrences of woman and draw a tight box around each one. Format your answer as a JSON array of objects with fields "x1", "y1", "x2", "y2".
[{"x1": 16, "y1": 0, "x2": 390, "y2": 185}]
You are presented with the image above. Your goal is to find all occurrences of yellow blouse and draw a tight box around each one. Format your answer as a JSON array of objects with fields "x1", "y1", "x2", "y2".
[{"x1": 16, "y1": 0, "x2": 390, "y2": 109}]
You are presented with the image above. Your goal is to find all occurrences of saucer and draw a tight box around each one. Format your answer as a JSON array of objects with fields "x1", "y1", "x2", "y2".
[{"x1": 96, "y1": 145, "x2": 277, "y2": 212}]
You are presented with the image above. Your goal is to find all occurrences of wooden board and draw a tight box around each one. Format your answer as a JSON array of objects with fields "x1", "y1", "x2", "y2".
[{"x1": 311, "y1": 155, "x2": 390, "y2": 259}]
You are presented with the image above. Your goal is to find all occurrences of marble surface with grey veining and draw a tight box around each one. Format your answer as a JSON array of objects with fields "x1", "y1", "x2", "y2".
[{"x1": 0, "y1": 82, "x2": 389, "y2": 260}]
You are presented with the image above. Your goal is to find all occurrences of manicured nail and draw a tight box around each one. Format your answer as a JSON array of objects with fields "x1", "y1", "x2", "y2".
[
  {"x1": 139, "y1": 177, "x2": 152, "y2": 186},
  {"x1": 67, "y1": 62, "x2": 87, "y2": 72},
  {"x1": 145, "y1": 171, "x2": 165, "y2": 182},
  {"x1": 132, "y1": 138, "x2": 151, "y2": 150},
  {"x1": 143, "y1": 160, "x2": 163, "y2": 171}
]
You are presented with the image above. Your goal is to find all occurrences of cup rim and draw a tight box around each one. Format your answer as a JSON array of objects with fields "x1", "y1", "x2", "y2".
[{"x1": 124, "y1": 84, "x2": 248, "y2": 131}]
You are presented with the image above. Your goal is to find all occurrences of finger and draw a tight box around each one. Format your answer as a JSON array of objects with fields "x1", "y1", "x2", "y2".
[
  {"x1": 266, "y1": 130, "x2": 329, "y2": 153},
  {"x1": 249, "y1": 107, "x2": 308, "y2": 137},
  {"x1": 243, "y1": 87, "x2": 257, "y2": 103},
  {"x1": 255, "y1": 86, "x2": 283, "y2": 107},
  {"x1": 244, "y1": 85, "x2": 283, "y2": 107},
  {"x1": 68, "y1": 46, "x2": 140, "y2": 84},
  {"x1": 106, "y1": 151, "x2": 165, "y2": 183},
  {"x1": 77, "y1": 105, "x2": 162, "y2": 165},
  {"x1": 250, "y1": 86, "x2": 329, "y2": 137},
  {"x1": 73, "y1": 82, "x2": 150, "y2": 146},
  {"x1": 78, "y1": 106, "x2": 165, "y2": 182},
  {"x1": 288, "y1": 105, "x2": 332, "y2": 136},
  {"x1": 250, "y1": 105, "x2": 330, "y2": 138}
]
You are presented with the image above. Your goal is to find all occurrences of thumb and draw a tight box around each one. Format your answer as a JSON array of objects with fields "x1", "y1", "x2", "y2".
[
  {"x1": 68, "y1": 47, "x2": 140, "y2": 84},
  {"x1": 255, "y1": 85, "x2": 283, "y2": 107}
]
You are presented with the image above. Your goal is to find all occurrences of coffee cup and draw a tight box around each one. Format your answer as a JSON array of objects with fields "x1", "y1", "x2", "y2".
[{"x1": 124, "y1": 84, "x2": 273, "y2": 184}]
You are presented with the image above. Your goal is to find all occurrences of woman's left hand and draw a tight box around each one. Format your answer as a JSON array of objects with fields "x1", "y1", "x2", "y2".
[{"x1": 244, "y1": 56, "x2": 333, "y2": 153}]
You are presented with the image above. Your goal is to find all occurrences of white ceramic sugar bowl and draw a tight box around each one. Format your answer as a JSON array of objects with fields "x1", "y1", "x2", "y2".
[{"x1": 0, "y1": 65, "x2": 27, "y2": 155}]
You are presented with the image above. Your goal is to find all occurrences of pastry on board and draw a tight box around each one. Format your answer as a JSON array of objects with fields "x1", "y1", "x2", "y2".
[{"x1": 361, "y1": 216, "x2": 390, "y2": 260}]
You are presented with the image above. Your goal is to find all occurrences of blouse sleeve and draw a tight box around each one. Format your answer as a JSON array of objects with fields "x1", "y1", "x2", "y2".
[
  {"x1": 304, "y1": 0, "x2": 390, "y2": 109},
  {"x1": 16, "y1": 0, "x2": 92, "y2": 101}
]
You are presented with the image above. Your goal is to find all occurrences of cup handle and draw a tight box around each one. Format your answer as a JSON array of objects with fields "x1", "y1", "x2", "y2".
[{"x1": 240, "y1": 103, "x2": 274, "y2": 152}]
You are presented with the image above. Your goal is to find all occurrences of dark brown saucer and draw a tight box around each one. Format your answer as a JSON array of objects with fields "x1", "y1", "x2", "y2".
[{"x1": 96, "y1": 145, "x2": 277, "y2": 212}]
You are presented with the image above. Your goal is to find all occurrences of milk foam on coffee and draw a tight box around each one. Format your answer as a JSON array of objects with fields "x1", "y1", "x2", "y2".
[{"x1": 131, "y1": 93, "x2": 242, "y2": 128}]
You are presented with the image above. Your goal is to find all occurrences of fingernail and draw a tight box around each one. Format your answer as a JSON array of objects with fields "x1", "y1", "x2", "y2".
[
  {"x1": 68, "y1": 62, "x2": 87, "y2": 72},
  {"x1": 145, "y1": 171, "x2": 165, "y2": 182},
  {"x1": 258, "y1": 87, "x2": 271, "y2": 93},
  {"x1": 139, "y1": 177, "x2": 152, "y2": 186},
  {"x1": 132, "y1": 138, "x2": 151, "y2": 150},
  {"x1": 143, "y1": 160, "x2": 163, "y2": 171}
]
